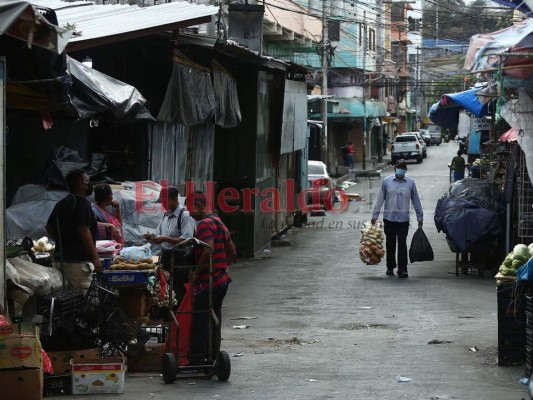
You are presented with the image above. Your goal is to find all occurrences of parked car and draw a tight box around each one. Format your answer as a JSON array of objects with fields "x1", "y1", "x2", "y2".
[
  {"x1": 418, "y1": 129, "x2": 431, "y2": 146},
  {"x1": 307, "y1": 160, "x2": 335, "y2": 213},
  {"x1": 414, "y1": 132, "x2": 427, "y2": 158},
  {"x1": 426, "y1": 124, "x2": 442, "y2": 145},
  {"x1": 390, "y1": 134, "x2": 423, "y2": 164}
]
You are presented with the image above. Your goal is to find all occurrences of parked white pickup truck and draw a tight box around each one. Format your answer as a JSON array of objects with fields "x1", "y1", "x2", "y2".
[{"x1": 391, "y1": 133, "x2": 423, "y2": 164}]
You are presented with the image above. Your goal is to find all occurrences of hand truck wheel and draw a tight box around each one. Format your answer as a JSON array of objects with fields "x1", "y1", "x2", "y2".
[
  {"x1": 215, "y1": 350, "x2": 231, "y2": 381},
  {"x1": 162, "y1": 353, "x2": 177, "y2": 384}
]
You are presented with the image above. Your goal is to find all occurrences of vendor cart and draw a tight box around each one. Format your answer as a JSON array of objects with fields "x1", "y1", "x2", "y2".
[
  {"x1": 161, "y1": 237, "x2": 231, "y2": 384},
  {"x1": 446, "y1": 235, "x2": 500, "y2": 276}
]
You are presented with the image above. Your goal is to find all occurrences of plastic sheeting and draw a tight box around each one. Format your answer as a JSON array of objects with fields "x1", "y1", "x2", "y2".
[
  {"x1": 280, "y1": 80, "x2": 307, "y2": 154},
  {"x1": 6, "y1": 182, "x2": 170, "y2": 246},
  {"x1": 500, "y1": 89, "x2": 533, "y2": 186},
  {"x1": 149, "y1": 122, "x2": 188, "y2": 190},
  {"x1": 434, "y1": 179, "x2": 503, "y2": 252},
  {"x1": 212, "y1": 60, "x2": 242, "y2": 128},
  {"x1": 67, "y1": 56, "x2": 154, "y2": 122},
  {"x1": 6, "y1": 255, "x2": 63, "y2": 297},
  {"x1": 448, "y1": 178, "x2": 504, "y2": 213},
  {"x1": 157, "y1": 53, "x2": 216, "y2": 126},
  {"x1": 189, "y1": 124, "x2": 214, "y2": 190},
  {"x1": 428, "y1": 88, "x2": 492, "y2": 129},
  {"x1": 434, "y1": 197, "x2": 502, "y2": 252}
]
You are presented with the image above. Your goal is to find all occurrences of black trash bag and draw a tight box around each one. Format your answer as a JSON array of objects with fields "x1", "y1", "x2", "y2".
[{"x1": 409, "y1": 228, "x2": 434, "y2": 263}]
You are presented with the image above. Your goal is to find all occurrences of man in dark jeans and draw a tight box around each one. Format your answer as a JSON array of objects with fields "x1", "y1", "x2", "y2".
[{"x1": 371, "y1": 159, "x2": 423, "y2": 278}]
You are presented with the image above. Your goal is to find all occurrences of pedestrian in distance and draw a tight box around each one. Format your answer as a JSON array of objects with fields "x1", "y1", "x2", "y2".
[
  {"x1": 341, "y1": 144, "x2": 348, "y2": 167},
  {"x1": 383, "y1": 131, "x2": 388, "y2": 156},
  {"x1": 450, "y1": 150, "x2": 466, "y2": 182},
  {"x1": 371, "y1": 159, "x2": 423, "y2": 278},
  {"x1": 347, "y1": 141, "x2": 355, "y2": 170}
]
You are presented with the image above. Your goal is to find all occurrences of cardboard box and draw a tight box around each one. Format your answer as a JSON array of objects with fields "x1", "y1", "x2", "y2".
[
  {"x1": 71, "y1": 357, "x2": 125, "y2": 394},
  {"x1": 0, "y1": 324, "x2": 43, "y2": 369},
  {"x1": 116, "y1": 289, "x2": 150, "y2": 318},
  {"x1": 48, "y1": 348, "x2": 101, "y2": 375},
  {"x1": 0, "y1": 368, "x2": 43, "y2": 400},
  {"x1": 127, "y1": 343, "x2": 166, "y2": 372}
]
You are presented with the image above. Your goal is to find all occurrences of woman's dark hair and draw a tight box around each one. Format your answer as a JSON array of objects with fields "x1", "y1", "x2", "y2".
[{"x1": 94, "y1": 184, "x2": 112, "y2": 203}]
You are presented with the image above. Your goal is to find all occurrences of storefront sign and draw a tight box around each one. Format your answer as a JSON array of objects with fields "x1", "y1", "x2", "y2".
[{"x1": 472, "y1": 118, "x2": 491, "y2": 131}]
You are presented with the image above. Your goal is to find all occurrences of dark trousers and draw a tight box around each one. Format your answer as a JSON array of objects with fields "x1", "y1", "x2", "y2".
[
  {"x1": 189, "y1": 284, "x2": 228, "y2": 364},
  {"x1": 383, "y1": 219, "x2": 410, "y2": 272}
]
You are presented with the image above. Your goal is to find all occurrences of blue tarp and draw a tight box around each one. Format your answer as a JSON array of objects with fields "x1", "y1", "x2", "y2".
[
  {"x1": 489, "y1": 0, "x2": 532, "y2": 17},
  {"x1": 428, "y1": 88, "x2": 491, "y2": 129}
]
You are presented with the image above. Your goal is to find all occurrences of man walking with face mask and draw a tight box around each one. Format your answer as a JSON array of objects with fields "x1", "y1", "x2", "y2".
[
  {"x1": 46, "y1": 168, "x2": 101, "y2": 293},
  {"x1": 371, "y1": 160, "x2": 423, "y2": 278}
]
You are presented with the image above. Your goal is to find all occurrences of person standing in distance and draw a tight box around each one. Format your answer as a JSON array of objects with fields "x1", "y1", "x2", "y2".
[{"x1": 371, "y1": 159, "x2": 423, "y2": 278}]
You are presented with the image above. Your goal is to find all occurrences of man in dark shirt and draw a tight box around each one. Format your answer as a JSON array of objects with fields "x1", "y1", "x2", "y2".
[{"x1": 46, "y1": 169, "x2": 101, "y2": 293}]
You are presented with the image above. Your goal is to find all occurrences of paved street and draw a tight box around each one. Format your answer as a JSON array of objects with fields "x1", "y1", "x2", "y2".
[{"x1": 51, "y1": 142, "x2": 527, "y2": 400}]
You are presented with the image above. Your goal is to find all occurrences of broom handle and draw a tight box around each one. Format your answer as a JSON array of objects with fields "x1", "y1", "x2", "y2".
[{"x1": 55, "y1": 218, "x2": 66, "y2": 290}]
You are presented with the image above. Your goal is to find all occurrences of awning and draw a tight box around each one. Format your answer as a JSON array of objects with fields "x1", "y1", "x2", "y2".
[
  {"x1": 428, "y1": 88, "x2": 493, "y2": 129},
  {"x1": 31, "y1": 0, "x2": 219, "y2": 51},
  {"x1": 487, "y1": 0, "x2": 533, "y2": 17},
  {"x1": 465, "y1": 18, "x2": 533, "y2": 76},
  {"x1": 0, "y1": 0, "x2": 73, "y2": 53}
]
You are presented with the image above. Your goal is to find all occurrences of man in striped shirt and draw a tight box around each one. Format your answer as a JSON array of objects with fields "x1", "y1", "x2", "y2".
[{"x1": 186, "y1": 192, "x2": 235, "y2": 364}]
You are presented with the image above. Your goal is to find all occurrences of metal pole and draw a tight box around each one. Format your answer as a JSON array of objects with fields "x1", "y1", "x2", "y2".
[
  {"x1": 362, "y1": 13, "x2": 367, "y2": 171},
  {"x1": 321, "y1": 0, "x2": 329, "y2": 165}
]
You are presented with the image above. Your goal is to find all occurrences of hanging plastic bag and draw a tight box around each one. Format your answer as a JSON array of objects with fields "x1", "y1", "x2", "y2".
[
  {"x1": 119, "y1": 243, "x2": 151, "y2": 261},
  {"x1": 359, "y1": 222, "x2": 385, "y2": 265},
  {"x1": 409, "y1": 228, "x2": 434, "y2": 263},
  {"x1": 517, "y1": 258, "x2": 533, "y2": 281}
]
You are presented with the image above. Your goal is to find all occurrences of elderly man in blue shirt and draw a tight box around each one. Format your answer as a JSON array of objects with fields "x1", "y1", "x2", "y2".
[{"x1": 371, "y1": 159, "x2": 423, "y2": 278}]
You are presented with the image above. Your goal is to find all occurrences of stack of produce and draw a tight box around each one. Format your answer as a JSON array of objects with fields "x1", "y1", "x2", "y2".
[
  {"x1": 498, "y1": 244, "x2": 533, "y2": 276},
  {"x1": 359, "y1": 222, "x2": 385, "y2": 265}
]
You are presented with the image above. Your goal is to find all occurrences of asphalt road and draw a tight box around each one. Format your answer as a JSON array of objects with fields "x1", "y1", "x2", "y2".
[{"x1": 49, "y1": 142, "x2": 528, "y2": 400}]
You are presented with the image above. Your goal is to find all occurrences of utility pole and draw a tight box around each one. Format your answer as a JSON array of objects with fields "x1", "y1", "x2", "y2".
[
  {"x1": 320, "y1": 0, "x2": 329, "y2": 166},
  {"x1": 416, "y1": 46, "x2": 420, "y2": 129},
  {"x1": 362, "y1": 12, "x2": 367, "y2": 171}
]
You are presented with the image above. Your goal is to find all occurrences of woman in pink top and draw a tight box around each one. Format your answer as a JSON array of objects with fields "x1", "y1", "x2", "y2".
[{"x1": 91, "y1": 184, "x2": 124, "y2": 245}]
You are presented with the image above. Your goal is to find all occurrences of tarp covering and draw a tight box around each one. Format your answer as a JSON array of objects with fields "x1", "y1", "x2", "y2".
[
  {"x1": 428, "y1": 88, "x2": 491, "y2": 129},
  {"x1": 500, "y1": 89, "x2": 533, "y2": 185},
  {"x1": 308, "y1": 97, "x2": 387, "y2": 119},
  {"x1": 157, "y1": 53, "x2": 216, "y2": 126},
  {"x1": 212, "y1": 60, "x2": 242, "y2": 128},
  {"x1": 489, "y1": 0, "x2": 533, "y2": 16},
  {"x1": 5, "y1": 54, "x2": 155, "y2": 121},
  {"x1": 464, "y1": 18, "x2": 533, "y2": 75},
  {"x1": 0, "y1": 0, "x2": 73, "y2": 53},
  {"x1": 434, "y1": 178, "x2": 503, "y2": 252},
  {"x1": 67, "y1": 56, "x2": 154, "y2": 121},
  {"x1": 6, "y1": 183, "x2": 168, "y2": 246}
]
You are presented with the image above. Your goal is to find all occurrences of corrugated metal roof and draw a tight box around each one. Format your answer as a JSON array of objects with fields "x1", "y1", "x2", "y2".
[{"x1": 31, "y1": 0, "x2": 218, "y2": 50}]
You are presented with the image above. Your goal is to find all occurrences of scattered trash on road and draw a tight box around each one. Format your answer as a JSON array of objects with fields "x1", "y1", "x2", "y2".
[
  {"x1": 468, "y1": 346, "x2": 478, "y2": 352},
  {"x1": 520, "y1": 378, "x2": 529, "y2": 385},
  {"x1": 232, "y1": 353, "x2": 244, "y2": 357},
  {"x1": 263, "y1": 249, "x2": 271, "y2": 253},
  {"x1": 359, "y1": 306, "x2": 373, "y2": 309},
  {"x1": 396, "y1": 376, "x2": 411, "y2": 383},
  {"x1": 254, "y1": 351, "x2": 264, "y2": 354},
  {"x1": 427, "y1": 340, "x2": 453, "y2": 345},
  {"x1": 230, "y1": 316, "x2": 258, "y2": 320},
  {"x1": 306, "y1": 379, "x2": 319, "y2": 382},
  {"x1": 188, "y1": 382, "x2": 196, "y2": 385},
  {"x1": 233, "y1": 325, "x2": 250, "y2": 329}
]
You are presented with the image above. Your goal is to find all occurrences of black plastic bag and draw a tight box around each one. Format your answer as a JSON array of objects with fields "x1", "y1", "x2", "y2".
[{"x1": 409, "y1": 228, "x2": 434, "y2": 263}]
